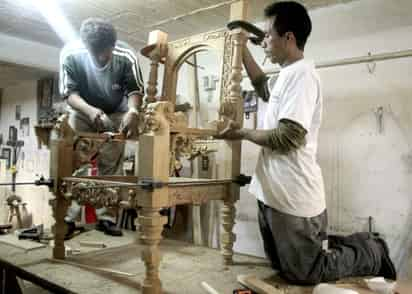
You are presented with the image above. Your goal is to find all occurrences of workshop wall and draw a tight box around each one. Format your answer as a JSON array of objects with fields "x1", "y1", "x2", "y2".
[
  {"x1": 234, "y1": 0, "x2": 412, "y2": 279},
  {"x1": 0, "y1": 81, "x2": 53, "y2": 229}
]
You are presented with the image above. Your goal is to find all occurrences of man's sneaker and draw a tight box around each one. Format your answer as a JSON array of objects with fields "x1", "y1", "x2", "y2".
[
  {"x1": 96, "y1": 220, "x2": 123, "y2": 236},
  {"x1": 64, "y1": 221, "x2": 76, "y2": 240},
  {"x1": 375, "y1": 237, "x2": 397, "y2": 280}
]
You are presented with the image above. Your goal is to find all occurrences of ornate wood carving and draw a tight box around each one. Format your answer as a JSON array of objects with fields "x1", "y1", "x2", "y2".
[
  {"x1": 63, "y1": 182, "x2": 123, "y2": 208},
  {"x1": 143, "y1": 101, "x2": 175, "y2": 135},
  {"x1": 54, "y1": 114, "x2": 76, "y2": 141},
  {"x1": 168, "y1": 184, "x2": 227, "y2": 206},
  {"x1": 141, "y1": 31, "x2": 168, "y2": 110},
  {"x1": 139, "y1": 208, "x2": 166, "y2": 294},
  {"x1": 221, "y1": 197, "x2": 237, "y2": 266},
  {"x1": 217, "y1": 29, "x2": 248, "y2": 131},
  {"x1": 220, "y1": 32, "x2": 234, "y2": 104}
]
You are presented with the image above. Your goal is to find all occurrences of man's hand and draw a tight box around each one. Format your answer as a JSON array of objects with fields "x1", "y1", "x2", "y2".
[
  {"x1": 215, "y1": 120, "x2": 245, "y2": 140},
  {"x1": 86, "y1": 107, "x2": 109, "y2": 132},
  {"x1": 119, "y1": 110, "x2": 139, "y2": 139}
]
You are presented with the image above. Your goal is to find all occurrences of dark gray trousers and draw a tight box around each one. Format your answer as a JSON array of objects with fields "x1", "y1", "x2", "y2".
[{"x1": 257, "y1": 200, "x2": 382, "y2": 285}]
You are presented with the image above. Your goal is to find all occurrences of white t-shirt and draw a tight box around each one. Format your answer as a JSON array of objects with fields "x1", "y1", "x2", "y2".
[{"x1": 249, "y1": 59, "x2": 326, "y2": 218}]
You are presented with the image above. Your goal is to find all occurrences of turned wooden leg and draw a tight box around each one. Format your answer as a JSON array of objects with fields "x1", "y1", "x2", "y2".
[
  {"x1": 51, "y1": 194, "x2": 69, "y2": 259},
  {"x1": 139, "y1": 207, "x2": 167, "y2": 294},
  {"x1": 221, "y1": 198, "x2": 236, "y2": 266}
]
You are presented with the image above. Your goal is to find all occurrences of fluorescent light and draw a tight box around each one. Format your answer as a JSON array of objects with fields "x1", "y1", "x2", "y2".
[{"x1": 32, "y1": 0, "x2": 77, "y2": 43}]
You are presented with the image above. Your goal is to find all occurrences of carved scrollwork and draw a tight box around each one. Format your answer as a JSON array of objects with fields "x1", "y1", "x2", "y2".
[
  {"x1": 203, "y1": 31, "x2": 225, "y2": 41},
  {"x1": 216, "y1": 100, "x2": 241, "y2": 131},
  {"x1": 72, "y1": 137, "x2": 102, "y2": 170},
  {"x1": 172, "y1": 38, "x2": 190, "y2": 49},
  {"x1": 143, "y1": 101, "x2": 191, "y2": 135},
  {"x1": 169, "y1": 185, "x2": 226, "y2": 206},
  {"x1": 127, "y1": 189, "x2": 138, "y2": 209},
  {"x1": 63, "y1": 181, "x2": 123, "y2": 208},
  {"x1": 144, "y1": 101, "x2": 174, "y2": 134},
  {"x1": 54, "y1": 114, "x2": 76, "y2": 140},
  {"x1": 220, "y1": 32, "x2": 234, "y2": 103},
  {"x1": 174, "y1": 134, "x2": 194, "y2": 158},
  {"x1": 170, "y1": 134, "x2": 218, "y2": 174},
  {"x1": 169, "y1": 111, "x2": 188, "y2": 129}
]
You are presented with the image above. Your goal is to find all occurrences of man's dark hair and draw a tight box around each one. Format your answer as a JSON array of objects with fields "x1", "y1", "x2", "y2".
[
  {"x1": 264, "y1": 1, "x2": 312, "y2": 50},
  {"x1": 80, "y1": 18, "x2": 117, "y2": 53}
]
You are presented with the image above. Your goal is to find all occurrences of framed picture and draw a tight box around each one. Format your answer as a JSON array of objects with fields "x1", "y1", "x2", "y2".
[
  {"x1": 37, "y1": 76, "x2": 59, "y2": 123},
  {"x1": 8, "y1": 126, "x2": 17, "y2": 142},
  {"x1": 1, "y1": 148, "x2": 11, "y2": 169},
  {"x1": 15, "y1": 105, "x2": 21, "y2": 120},
  {"x1": 20, "y1": 117, "x2": 30, "y2": 137},
  {"x1": 0, "y1": 88, "x2": 3, "y2": 121}
]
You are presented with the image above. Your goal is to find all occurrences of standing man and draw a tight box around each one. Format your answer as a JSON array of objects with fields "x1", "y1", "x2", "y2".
[
  {"x1": 59, "y1": 18, "x2": 145, "y2": 237},
  {"x1": 219, "y1": 1, "x2": 396, "y2": 284}
]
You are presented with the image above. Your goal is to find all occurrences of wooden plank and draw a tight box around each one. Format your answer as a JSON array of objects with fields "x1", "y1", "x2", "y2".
[
  {"x1": 170, "y1": 127, "x2": 218, "y2": 137},
  {"x1": 76, "y1": 131, "x2": 130, "y2": 142},
  {"x1": 237, "y1": 275, "x2": 284, "y2": 294},
  {"x1": 69, "y1": 176, "x2": 138, "y2": 183},
  {"x1": 48, "y1": 258, "x2": 137, "y2": 277},
  {"x1": 62, "y1": 177, "x2": 137, "y2": 186},
  {"x1": 63, "y1": 176, "x2": 233, "y2": 189},
  {"x1": 230, "y1": 0, "x2": 250, "y2": 21},
  {"x1": 0, "y1": 234, "x2": 46, "y2": 252},
  {"x1": 79, "y1": 241, "x2": 107, "y2": 248},
  {"x1": 187, "y1": 53, "x2": 203, "y2": 246},
  {"x1": 201, "y1": 281, "x2": 221, "y2": 294},
  {"x1": 168, "y1": 184, "x2": 227, "y2": 206},
  {"x1": 50, "y1": 138, "x2": 74, "y2": 259}
]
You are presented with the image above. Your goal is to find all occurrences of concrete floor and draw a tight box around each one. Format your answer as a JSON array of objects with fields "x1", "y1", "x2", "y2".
[
  {"x1": 1, "y1": 230, "x2": 275, "y2": 293},
  {"x1": 1, "y1": 230, "x2": 411, "y2": 294}
]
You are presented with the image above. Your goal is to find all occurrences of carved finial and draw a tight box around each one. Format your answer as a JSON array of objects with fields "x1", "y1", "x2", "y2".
[
  {"x1": 143, "y1": 101, "x2": 174, "y2": 134},
  {"x1": 54, "y1": 114, "x2": 75, "y2": 140},
  {"x1": 141, "y1": 30, "x2": 169, "y2": 110}
]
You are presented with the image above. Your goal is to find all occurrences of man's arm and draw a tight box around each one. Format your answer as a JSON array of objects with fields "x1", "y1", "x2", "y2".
[
  {"x1": 120, "y1": 49, "x2": 145, "y2": 138},
  {"x1": 123, "y1": 48, "x2": 145, "y2": 112},
  {"x1": 128, "y1": 93, "x2": 143, "y2": 113},
  {"x1": 60, "y1": 54, "x2": 106, "y2": 129},
  {"x1": 243, "y1": 46, "x2": 270, "y2": 101},
  {"x1": 67, "y1": 93, "x2": 100, "y2": 117},
  {"x1": 67, "y1": 93, "x2": 109, "y2": 131},
  {"x1": 218, "y1": 119, "x2": 307, "y2": 154}
]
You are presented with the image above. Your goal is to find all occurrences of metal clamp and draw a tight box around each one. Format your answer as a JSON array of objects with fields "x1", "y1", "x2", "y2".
[
  {"x1": 0, "y1": 177, "x2": 54, "y2": 188},
  {"x1": 34, "y1": 177, "x2": 54, "y2": 188},
  {"x1": 138, "y1": 178, "x2": 165, "y2": 191}
]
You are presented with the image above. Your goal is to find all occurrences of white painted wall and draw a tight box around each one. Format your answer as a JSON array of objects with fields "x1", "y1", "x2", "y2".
[{"x1": 0, "y1": 33, "x2": 60, "y2": 72}]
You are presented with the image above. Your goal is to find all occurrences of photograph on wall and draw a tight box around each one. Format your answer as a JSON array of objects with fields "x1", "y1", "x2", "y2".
[
  {"x1": 8, "y1": 125, "x2": 17, "y2": 142},
  {"x1": 40, "y1": 78, "x2": 53, "y2": 108},
  {"x1": 1, "y1": 148, "x2": 11, "y2": 169},
  {"x1": 15, "y1": 105, "x2": 21, "y2": 120},
  {"x1": 0, "y1": 88, "x2": 2, "y2": 121},
  {"x1": 20, "y1": 117, "x2": 30, "y2": 137},
  {"x1": 37, "y1": 75, "x2": 61, "y2": 124}
]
